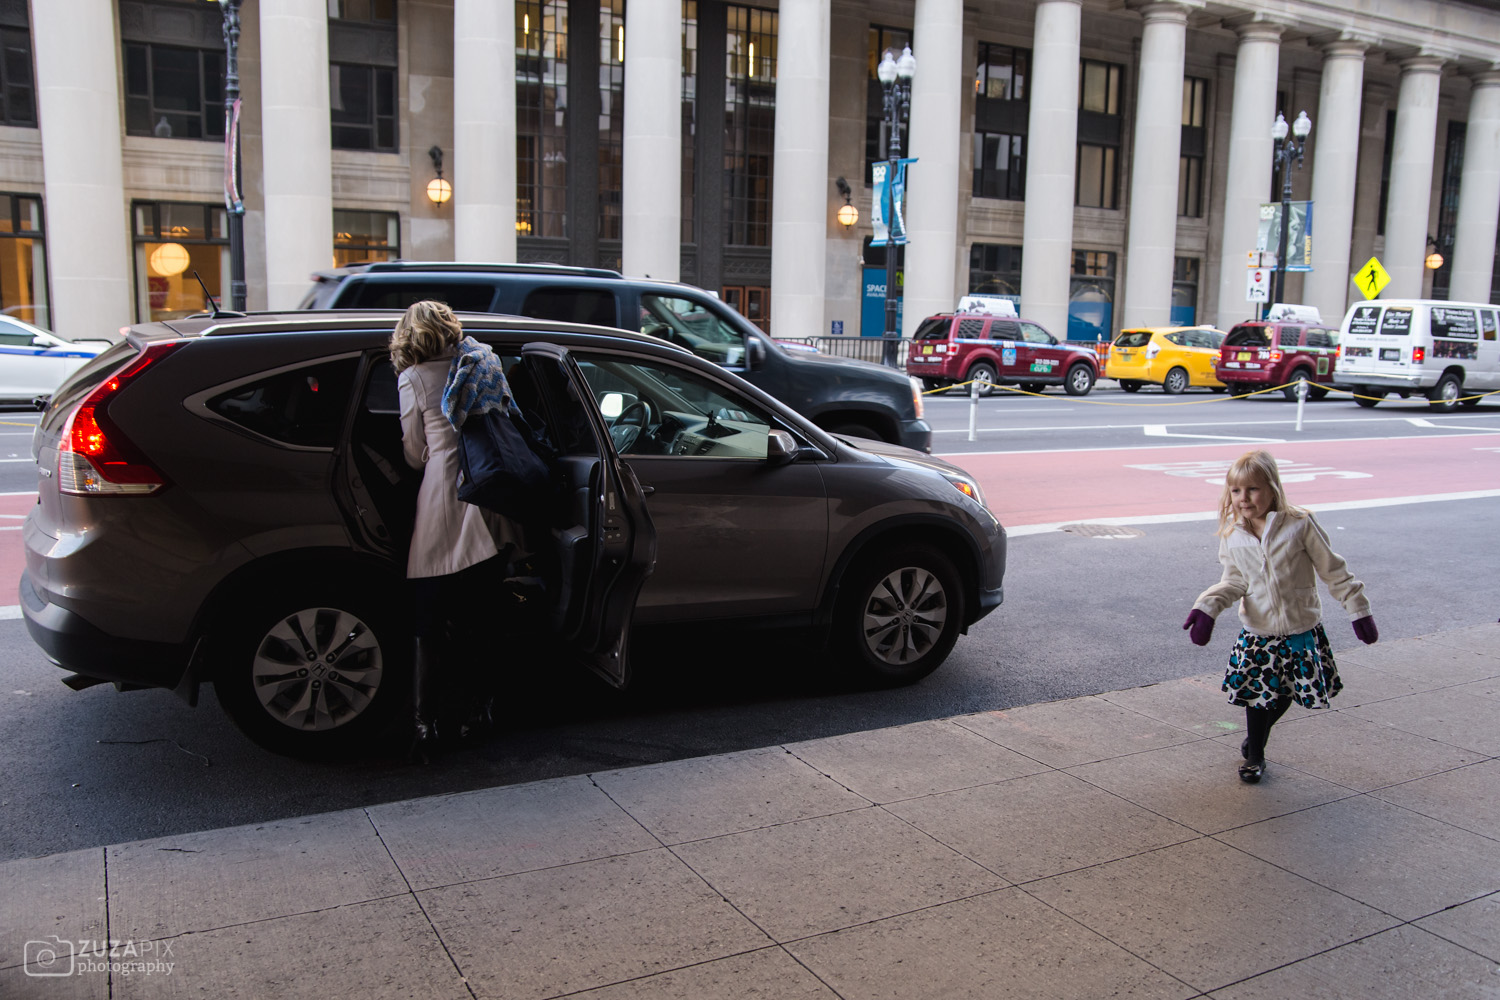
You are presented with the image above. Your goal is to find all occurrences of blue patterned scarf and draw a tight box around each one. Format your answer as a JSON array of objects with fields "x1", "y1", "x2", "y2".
[{"x1": 441, "y1": 336, "x2": 513, "y2": 429}]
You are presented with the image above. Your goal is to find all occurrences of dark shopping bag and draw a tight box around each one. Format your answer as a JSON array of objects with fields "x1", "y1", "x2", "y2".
[{"x1": 455, "y1": 404, "x2": 555, "y2": 522}]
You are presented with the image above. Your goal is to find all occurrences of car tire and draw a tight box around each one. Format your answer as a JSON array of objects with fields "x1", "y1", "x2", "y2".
[
  {"x1": 1428, "y1": 373, "x2": 1462, "y2": 413},
  {"x1": 215, "y1": 587, "x2": 406, "y2": 759},
  {"x1": 1224, "y1": 382, "x2": 1248, "y2": 397},
  {"x1": 836, "y1": 544, "x2": 965, "y2": 686},
  {"x1": 965, "y1": 361, "x2": 999, "y2": 397},
  {"x1": 1020, "y1": 382, "x2": 1045, "y2": 394},
  {"x1": 1281, "y1": 369, "x2": 1313, "y2": 401},
  {"x1": 1210, "y1": 385, "x2": 1228, "y2": 394},
  {"x1": 921, "y1": 379, "x2": 948, "y2": 395},
  {"x1": 1120, "y1": 380, "x2": 1143, "y2": 393},
  {"x1": 1353, "y1": 387, "x2": 1386, "y2": 408},
  {"x1": 1308, "y1": 385, "x2": 1329, "y2": 400},
  {"x1": 1064, "y1": 363, "x2": 1096, "y2": 396},
  {"x1": 1161, "y1": 367, "x2": 1189, "y2": 395}
]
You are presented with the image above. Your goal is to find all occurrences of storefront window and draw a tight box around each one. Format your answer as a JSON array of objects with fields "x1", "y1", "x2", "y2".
[
  {"x1": 0, "y1": 194, "x2": 48, "y2": 327},
  {"x1": 133, "y1": 202, "x2": 227, "y2": 322},
  {"x1": 333, "y1": 210, "x2": 399, "y2": 266}
]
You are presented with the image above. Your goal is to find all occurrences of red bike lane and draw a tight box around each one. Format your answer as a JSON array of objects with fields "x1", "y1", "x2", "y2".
[{"x1": 941, "y1": 433, "x2": 1500, "y2": 528}]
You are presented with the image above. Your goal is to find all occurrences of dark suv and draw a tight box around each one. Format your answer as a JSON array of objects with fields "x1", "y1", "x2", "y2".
[
  {"x1": 21, "y1": 312, "x2": 1005, "y2": 759},
  {"x1": 302, "y1": 262, "x2": 932, "y2": 452}
]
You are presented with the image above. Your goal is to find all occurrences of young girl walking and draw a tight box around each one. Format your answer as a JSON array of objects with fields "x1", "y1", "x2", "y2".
[{"x1": 1183, "y1": 450, "x2": 1378, "y2": 783}]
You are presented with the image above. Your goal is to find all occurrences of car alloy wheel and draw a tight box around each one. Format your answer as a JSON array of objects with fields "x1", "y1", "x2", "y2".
[
  {"x1": 966, "y1": 362, "x2": 998, "y2": 397},
  {"x1": 1064, "y1": 363, "x2": 1095, "y2": 396},
  {"x1": 1428, "y1": 374, "x2": 1461, "y2": 413},
  {"x1": 839, "y1": 544, "x2": 964, "y2": 685},
  {"x1": 1162, "y1": 367, "x2": 1189, "y2": 395}
]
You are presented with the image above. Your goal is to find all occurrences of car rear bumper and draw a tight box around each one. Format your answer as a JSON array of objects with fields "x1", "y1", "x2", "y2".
[
  {"x1": 20, "y1": 570, "x2": 191, "y2": 691},
  {"x1": 1331, "y1": 370, "x2": 1431, "y2": 389}
]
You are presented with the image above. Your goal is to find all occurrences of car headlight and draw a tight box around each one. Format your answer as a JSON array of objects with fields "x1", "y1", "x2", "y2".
[
  {"x1": 909, "y1": 376, "x2": 925, "y2": 420},
  {"x1": 944, "y1": 473, "x2": 986, "y2": 509}
]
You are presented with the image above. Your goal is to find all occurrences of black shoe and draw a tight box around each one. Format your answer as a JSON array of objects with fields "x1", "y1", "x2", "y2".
[
  {"x1": 1238, "y1": 759, "x2": 1265, "y2": 783},
  {"x1": 409, "y1": 716, "x2": 439, "y2": 764}
]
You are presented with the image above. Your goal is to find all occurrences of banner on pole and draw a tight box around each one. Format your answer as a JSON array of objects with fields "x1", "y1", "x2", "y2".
[
  {"x1": 870, "y1": 158, "x2": 917, "y2": 247},
  {"x1": 223, "y1": 98, "x2": 243, "y2": 215},
  {"x1": 1255, "y1": 201, "x2": 1313, "y2": 271}
]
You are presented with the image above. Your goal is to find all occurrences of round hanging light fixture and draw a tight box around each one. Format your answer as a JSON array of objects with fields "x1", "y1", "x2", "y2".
[
  {"x1": 149, "y1": 242, "x2": 191, "y2": 277},
  {"x1": 426, "y1": 176, "x2": 453, "y2": 204}
]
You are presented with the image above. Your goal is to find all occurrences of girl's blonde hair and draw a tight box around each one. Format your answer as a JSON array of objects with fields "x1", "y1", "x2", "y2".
[
  {"x1": 389, "y1": 300, "x2": 463, "y2": 372},
  {"x1": 1216, "y1": 449, "x2": 1305, "y2": 536}
]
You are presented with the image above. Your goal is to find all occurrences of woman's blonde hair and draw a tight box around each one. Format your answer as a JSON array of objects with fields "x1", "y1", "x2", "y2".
[
  {"x1": 389, "y1": 300, "x2": 463, "y2": 372},
  {"x1": 1217, "y1": 449, "x2": 1304, "y2": 535}
]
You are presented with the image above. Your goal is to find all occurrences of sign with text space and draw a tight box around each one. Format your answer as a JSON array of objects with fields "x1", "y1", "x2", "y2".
[{"x1": 1247, "y1": 267, "x2": 1270, "y2": 303}]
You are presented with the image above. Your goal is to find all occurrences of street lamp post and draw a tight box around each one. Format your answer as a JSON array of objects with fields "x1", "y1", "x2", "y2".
[
  {"x1": 1270, "y1": 110, "x2": 1311, "y2": 310},
  {"x1": 220, "y1": 0, "x2": 246, "y2": 312},
  {"x1": 876, "y1": 45, "x2": 914, "y2": 366}
]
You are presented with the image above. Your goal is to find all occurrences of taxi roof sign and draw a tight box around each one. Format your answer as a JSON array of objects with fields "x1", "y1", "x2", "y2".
[{"x1": 1354, "y1": 257, "x2": 1391, "y2": 300}]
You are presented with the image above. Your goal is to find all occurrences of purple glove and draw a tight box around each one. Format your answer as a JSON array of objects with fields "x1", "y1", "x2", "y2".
[
  {"x1": 1353, "y1": 615, "x2": 1379, "y2": 644},
  {"x1": 1183, "y1": 609, "x2": 1214, "y2": 646}
]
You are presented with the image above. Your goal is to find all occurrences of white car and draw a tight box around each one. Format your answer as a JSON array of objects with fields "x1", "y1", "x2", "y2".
[{"x1": 0, "y1": 316, "x2": 115, "y2": 407}]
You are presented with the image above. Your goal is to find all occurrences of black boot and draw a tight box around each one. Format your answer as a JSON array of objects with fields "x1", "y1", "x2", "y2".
[
  {"x1": 410, "y1": 636, "x2": 441, "y2": 763},
  {"x1": 1239, "y1": 700, "x2": 1291, "y2": 783}
]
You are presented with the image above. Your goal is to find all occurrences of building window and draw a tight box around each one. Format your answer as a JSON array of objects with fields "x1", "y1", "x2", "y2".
[
  {"x1": 864, "y1": 25, "x2": 911, "y2": 186},
  {"x1": 969, "y1": 243, "x2": 1022, "y2": 301},
  {"x1": 598, "y1": 0, "x2": 625, "y2": 240},
  {"x1": 1431, "y1": 120, "x2": 1463, "y2": 301},
  {"x1": 132, "y1": 202, "x2": 227, "y2": 323},
  {"x1": 124, "y1": 44, "x2": 224, "y2": 139},
  {"x1": 333, "y1": 210, "x2": 399, "y2": 266},
  {"x1": 516, "y1": 0, "x2": 568, "y2": 239},
  {"x1": 681, "y1": 1, "x2": 697, "y2": 244},
  {"x1": 973, "y1": 133, "x2": 1025, "y2": 201},
  {"x1": 1171, "y1": 257, "x2": 1199, "y2": 325},
  {"x1": 972, "y1": 43, "x2": 1029, "y2": 202},
  {"x1": 1069, "y1": 250, "x2": 1115, "y2": 342},
  {"x1": 0, "y1": 10, "x2": 36, "y2": 128},
  {"x1": 328, "y1": 1, "x2": 398, "y2": 152},
  {"x1": 1179, "y1": 77, "x2": 1206, "y2": 218},
  {"x1": 1076, "y1": 60, "x2": 1122, "y2": 209},
  {"x1": 725, "y1": 6, "x2": 775, "y2": 247},
  {"x1": 0, "y1": 193, "x2": 48, "y2": 328}
]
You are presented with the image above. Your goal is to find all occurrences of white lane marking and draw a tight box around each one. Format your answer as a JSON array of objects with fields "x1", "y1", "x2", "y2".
[
  {"x1": 0, "y1": 606, "x2": 19, "y2": 619},
  {"x1": 932, "y1": 413, "x2": 1499, "y2": 434},
  {"x1": 1406, "y1": 417, "x2": 1500, "y2": 431},
  {"x1": 0, "y1": 491, "x2": 35, "y2": 497},
  {"x1": 1006, "y1": 489, "x2": 1500, "y2": 536},
  {"x1": 938, "y1": 429, "x2": 1500, "y2": 458},
  {"x1": 1144, "y1": 424, "x2": 1284, "y2": 443}
]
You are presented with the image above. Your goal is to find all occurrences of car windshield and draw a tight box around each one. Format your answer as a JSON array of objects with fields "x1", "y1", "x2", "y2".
[{"x1": 1114, "y1": 331, "x2": 1152, "y2": 348}]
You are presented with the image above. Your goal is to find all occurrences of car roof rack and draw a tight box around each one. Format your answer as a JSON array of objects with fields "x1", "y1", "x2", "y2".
[{"x1": 359, "y1": 260, "x2": 624, "y2": 279}]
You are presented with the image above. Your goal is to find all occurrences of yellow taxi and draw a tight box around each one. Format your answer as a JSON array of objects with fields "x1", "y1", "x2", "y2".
[{"x1": 1104, "y1": 326, "x2": 1227, "y2": 394}]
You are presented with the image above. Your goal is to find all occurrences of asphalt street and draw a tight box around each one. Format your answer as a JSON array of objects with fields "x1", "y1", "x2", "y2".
[{"x1": 1, "y1": 385, "x2": 1495, "y2": 861}]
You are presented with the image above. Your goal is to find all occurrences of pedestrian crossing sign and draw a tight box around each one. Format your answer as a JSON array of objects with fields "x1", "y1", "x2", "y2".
[{"x1": 1355, "y1": 257, "x2": 1390, "y2": 300}]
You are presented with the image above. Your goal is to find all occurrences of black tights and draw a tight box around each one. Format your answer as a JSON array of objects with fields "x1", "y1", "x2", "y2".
[{"x1": 1244, "y1": 700, "x2": 1292, "y2": 762}]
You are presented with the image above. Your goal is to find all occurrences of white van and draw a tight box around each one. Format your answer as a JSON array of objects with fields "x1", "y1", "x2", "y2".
[{"x1": 1333, "y1": 299, "x2": 1500, "y2": 411}]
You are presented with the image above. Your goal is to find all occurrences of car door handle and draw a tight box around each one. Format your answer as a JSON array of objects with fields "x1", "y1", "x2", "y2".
[{"x1": 640, "y1": 484, "x2": 656, "y2": 496}]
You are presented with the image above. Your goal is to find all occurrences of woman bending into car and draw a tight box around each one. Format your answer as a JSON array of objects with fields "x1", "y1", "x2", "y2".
[{"x1": 390, "y1": 300, "x2": 520, "y2": 760}]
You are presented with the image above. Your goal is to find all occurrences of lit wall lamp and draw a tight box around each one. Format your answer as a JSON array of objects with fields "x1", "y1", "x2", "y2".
[
  {"x1": 1425, "y1": 235, "x2": 1444, "y2": 270},
  {"x1": 426, "y1": 145, "x2": 452, "y2": 205},
  {"x1": 834, "y1": 176, "x2": 859, "y2": 229}
]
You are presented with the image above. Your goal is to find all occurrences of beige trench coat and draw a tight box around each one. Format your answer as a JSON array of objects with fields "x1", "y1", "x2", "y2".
[{"x1": 398, "y1": 352, "x2": 518, "y2": 578}]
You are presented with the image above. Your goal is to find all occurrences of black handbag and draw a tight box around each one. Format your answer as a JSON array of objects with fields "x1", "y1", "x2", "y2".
[{"x1": 454, "y1": 403, "x2": 556, "y2": 522}]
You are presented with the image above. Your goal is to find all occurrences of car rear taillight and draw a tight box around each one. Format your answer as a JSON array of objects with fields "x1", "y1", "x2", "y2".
[
  {"x1": 58, "y1": 341, "x2": 184, "y2": 496},
  {"x1": 1269, "y1": 350, "x2": 1283, "y2": 363},
  {"x1": 1145, "y1": 341, "x2": 1161, "y2": 359},
  {"x1": 1412, "y1": 346, "x2": 1425, "y2": 364}
]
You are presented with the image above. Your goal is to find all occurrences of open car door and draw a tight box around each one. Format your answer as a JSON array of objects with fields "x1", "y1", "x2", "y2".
[{"x1": 520, "y1": 342, "x2": 657, "y2": 687}]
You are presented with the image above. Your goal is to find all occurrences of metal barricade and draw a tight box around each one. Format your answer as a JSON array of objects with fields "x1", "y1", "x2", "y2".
[{"x1": 777, "y1": 335, "x2": 908, "y2": 370}]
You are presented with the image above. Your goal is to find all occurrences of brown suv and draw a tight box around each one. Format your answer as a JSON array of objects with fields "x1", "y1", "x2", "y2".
[
  {"x1": 1216, "y1": 320, "x2": 1340, "y2": 400},
  {"x1": 21, "y1": 312, "x2": 1006, "y2": 758}
]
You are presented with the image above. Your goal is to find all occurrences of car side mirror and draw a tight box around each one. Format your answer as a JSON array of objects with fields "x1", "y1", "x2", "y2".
[
  {"x1": 747, "y1": 336, "x2": 766, "y2": 369},
  {"x1": 766, "y1": 429, "x2": 798, "y2": 465}
]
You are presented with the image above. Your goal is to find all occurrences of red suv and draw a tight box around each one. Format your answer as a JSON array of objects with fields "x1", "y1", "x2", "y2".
[
  {"x1": 1216, "y1": 320, "x2": 1340, "y2": 400},
  {"x1": 907, "y1": 314, "x2": 1099, "y2": 397}
]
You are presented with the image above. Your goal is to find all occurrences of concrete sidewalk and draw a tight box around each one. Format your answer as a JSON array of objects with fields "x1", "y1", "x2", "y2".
[{"x1": 3, "y1": 624, "x2": 1498, "y2": 999}]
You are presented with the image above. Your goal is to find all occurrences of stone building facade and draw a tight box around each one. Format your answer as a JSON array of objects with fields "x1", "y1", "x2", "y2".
[{"x1": 7, "y1": 0, "x2": 1500, "y2": 345}]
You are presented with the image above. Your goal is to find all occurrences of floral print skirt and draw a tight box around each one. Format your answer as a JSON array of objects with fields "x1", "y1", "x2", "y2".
[{"x1": 1223, "y1": 624, "x2": 1342, "y2": 710}]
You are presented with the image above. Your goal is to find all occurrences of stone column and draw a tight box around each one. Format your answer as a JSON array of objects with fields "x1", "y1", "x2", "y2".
[
  {"x1": 1383, "y1": 54, "x2": 1448, "y2": 299},
  {"x1": 30, "y1": 0, "x2": 130, "y2": 338},
  {"x1": 901, "y1": 0, "x2": 964, "y2": 336},
  {"x1": 454, "y1": 0, "x2": 516, "y2": 262},
  {"x1": 260, "y1": 0, "x2": 333, "y2": 309},
  {"x1": 1304, "y1": 37, "x2": 1369, "y2": 325},
  {"x1": 1215, "y1": 18, "x2": 1282, "y2": 331},
  {"x1": 1121, "y1": 2, "x2": 1191, "y2": 330},
  {"x1": 1019, "y1": 0, "x2": 1082, "y2": 337},
  {"x1": 769, "y1": 0, "x2": 829, "y2": 334},
  {"x1": 1450, "y1": 71, "x2": 1500, "y2": 303},
  {"x1": 623, "y1": 0, "x2": 682, "y2": 279}
]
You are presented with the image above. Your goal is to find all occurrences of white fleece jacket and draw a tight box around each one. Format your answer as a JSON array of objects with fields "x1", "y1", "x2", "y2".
[{"x1": 1193, "y1": 509, "x2": 1371, "y2": 637}]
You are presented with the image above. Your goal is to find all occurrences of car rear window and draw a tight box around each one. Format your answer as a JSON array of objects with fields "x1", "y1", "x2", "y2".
[
  {"x1": 521, "y1": 287, "x2": 619, "y2": 328},
  {"x1": 207, "y1": 357, "x2": 360, "y2": 448},
  {"x1": 38, "y1": 339, "x2": 141, "y2": 434},
  {"x1": 1114, "y1": 331, "x2": 1152, "y2": 348},
  {"x1": 342, "y1": 281, "x2": 498, "y2": 312},
  {"x1": 913, "y1": 317, "x2": 951, "y2": 341},
  {"x1": 1224, "y1": 326, "x2": 1269, "y2": 348}
]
